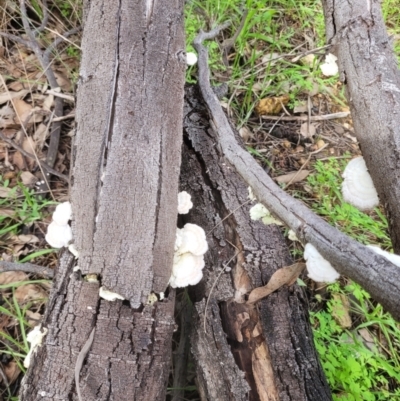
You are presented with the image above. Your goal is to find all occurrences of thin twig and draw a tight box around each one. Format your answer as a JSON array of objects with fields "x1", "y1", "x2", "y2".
[
  {"x1": 0, "y1": 131, "x2": 70, "y2": 182},
  {"x1": 0, "y1": 261, "x2": 54, "y2": 278},
  {"x1": 260, "y1": 111, "x2": 350, "y2": 121}
]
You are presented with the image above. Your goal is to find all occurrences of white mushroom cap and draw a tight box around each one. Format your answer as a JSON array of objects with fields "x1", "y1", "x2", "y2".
[
  {"x1": 176, "y1": 223, "x2": 208, "y2": 256},
  {"x1": 170, "y1": 253, "x2": 205, "y2": 288},
  {"x1": 52, "y1": 201, "x2": 72, "y2": 225},
  {"x1": 320, "y1": 53, "x2": 339, "y2": 76},
  {"x1": 304, "y1": 243, "x2": 340, "y2": 283},
  {"x1": 24, "y1": 325, "x2": 48, "y2": 368},
  {"x1": 342, "y1": 157, "x2": 379, "y2": 211},
  {"x1": 45, "y1": 221, "x2": 72, "y2": 248},
  {"x1": 367, "y1": 245, "x2": 400, "y2": 267},
  {"x1": 177, "y1": 191, "x2": 193, "y2": 214},
  {"x1": 186, "y1": 52, "x2": 198, "y2": 66},
  {"x1": 99, "y1": 287, "x2": 125, "y2": 301}
]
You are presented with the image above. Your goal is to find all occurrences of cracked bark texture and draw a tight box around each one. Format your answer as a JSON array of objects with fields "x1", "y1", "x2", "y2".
[
  {"x1": 322, "y1": 0, "x2": 400, "y2": 252},
  {"x1": 71, "y1": 0, "x2": 186, "y2": 306},
  {"x1": 20, "y1": 1, "x2": 185, "y2": 400},
  {"x1": 181, "y1": 86, "x2": 332, "y2": 401}
]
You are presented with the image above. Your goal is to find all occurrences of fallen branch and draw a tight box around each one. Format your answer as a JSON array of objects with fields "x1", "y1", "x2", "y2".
[
  {"x1": 194, "y1": 27, "x2": 400, "y2": 321},
  {"x1": 0, "y1": 260, "x2": 54, "y2": 278},
  {"x1": 260, "y1": 111, "x2": 350, "y2": 121}
]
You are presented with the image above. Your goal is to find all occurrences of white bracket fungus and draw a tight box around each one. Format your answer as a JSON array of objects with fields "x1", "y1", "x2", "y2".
[
  {"x1": 304, "y1": 243, "x2": 340, "y2": 283},
  {"x1": 177, "y1": 191, "x2": 193, "y2": 214},
  {"x1": 249, "y1": 203, "x2": 283, "y2": 226},
  {"x1": 186, "y1": 52, "x2": 198, "y2": 66},
  {"x1": 170, "y1": 223, "x2": 208, "y2": 288},
  {"x1": 45, "y1": 221, "x2": 72, "y2": 248},
  {"x1": 367, "y1": 245, "x2": 400, "y2": 267},
  {"x1": 24, "y1": 324, "x2": 48, "y2": 368},
  {"x1": 99, "y1": 287, "x2": 125, "y2": 301},
  {"x1": 320, "y1": 53, "x2": 339, "y2": 76},
  {"x1": 341, "y1": 157, "x2": 379, "y2": 211},
  {"x1": 45, "y1": 201, "x2": 73, "y2": 248},
  {"x1": 248, "y1": 186, "x2": 256, "y2": 201}
]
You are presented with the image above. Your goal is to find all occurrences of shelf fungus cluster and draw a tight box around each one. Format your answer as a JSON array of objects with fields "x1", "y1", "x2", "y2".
[
  {"x1": 170, "y1": 192, "x2": 208, "y2": 288},
  {"x1": 342, "y1": 157, "x2": 379, "y2": 211},
  {"x1": 45, "y1": 202, "x2": 72, "y2": 248}
]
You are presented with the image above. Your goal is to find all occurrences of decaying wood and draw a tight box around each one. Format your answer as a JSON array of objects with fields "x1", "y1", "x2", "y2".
[
  {"x1": 194, "y1": 27, "x2": 400, "y2": 322},
  {"x1": 71, "y1": 0, "x2": 186, "y2": 306},
  {"x1": 20, "y1": 1, "x2": 185, "y2": 399},
  {"x1": 321, "y1": 0, "x2": 400, "y2": 253},
  {"x1": 181, "y1": 85, "x2": 331, "y2": 400}
]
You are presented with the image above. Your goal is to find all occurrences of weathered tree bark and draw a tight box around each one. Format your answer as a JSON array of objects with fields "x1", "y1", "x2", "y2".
[
  {"x1": 180, "y1": 86, "x2": 332, "y2": 400},
  {"x1": 19, "y1": 1, "x2": 185, "y2": 400},
  {"x1": 321, "y1": 0, "x2": 400, "y2": 253}
]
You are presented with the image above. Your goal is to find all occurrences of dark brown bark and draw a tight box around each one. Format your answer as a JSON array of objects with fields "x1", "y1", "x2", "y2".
[
  {"x1": 321, "y1": 0, "x2": 400, "y2": 253},
  {"x1": 181, "y1": 86, "x2": 331, "y2": 400},
  {"x1": 19, "y1": 1, "x2": 185, "y2": 400}
]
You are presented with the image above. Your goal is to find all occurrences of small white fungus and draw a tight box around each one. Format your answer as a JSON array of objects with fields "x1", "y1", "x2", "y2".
[
  {"x1": 177, "y1": 191, "x2": 193, "y2": 214},
  {"x1": 45, "y1": 221, "x2": 72, "y2": 248},
  {"x1": 304, "y1": 243, "x2": 340, "y2": 283},
  {"x1": 248, "y1": 186, "x2": 257, "y2": 202},
  {"x1": 320, "y1": 53, "x2": 339, "y2": 76},
  {"x1": 186, "y1": 52, "x2": 198, "y2": 66},
  {"x1": 249, "y1": 203, "x2": 283, "y2": 226},
  {"x1": 52, "y1": 201, "x2": 72, "y2": 225},
  {"x1": 24, "y1": 325, "x2": 48, "y2": 368},
  {"x1": 99, "y1": 287, "x2": 125, "y2": 301},
  {"x1": 288, "y1": 229, "x2": 299, "y2": 242},
  {"x1": 342, "y1": 157, "x2": 379, "y2": 211}
]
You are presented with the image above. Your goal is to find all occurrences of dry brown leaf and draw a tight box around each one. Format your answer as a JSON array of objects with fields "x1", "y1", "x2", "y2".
[
  {"x1": 42, "y1": 93, "x2": 54, "y2": 111},
  {"x1": 0, "y1": 271, "x2": 29, "y2": 285},
  {"x1": 14, "y1": 284, "x2": 48, "y2": 305},
  {"x1": 54, "y1": 70, "x2": 72, "y2": 91},
  {"x1": 11, "y1": 98, "x2": 32, "y2": 122},
  {"x1": 247, "y1": 263, "x2": 305, "y2": 303},
  {"x1": 300, "y1": 122, "x2": 317, "y2": 138},
  {"x1": 275, "y1": 170, "x2": 310, "y2": 184},
  {"x1": 331, "y1": 293, "x2": 352, "y2": 329},
  {"x1": 25, "y1": 310, "x2": 42, "y2": 327},
  {"x1": 33, "y1": 123, "x2": 49, "y2": 150},
  {"x1": 21, "y1": 171, "x2": 37, "y2": 186},
  {"x1": 9, "y1": 234, "x2": 40, "y2": 244},
  {"x1": 0, "y1": 208, "x2": 14, "y2": 218},
  {"x1": 0, "y1": 187, "x2": 13, "y2": 198},
  {"x1": 0, "y1": 90, "x2": 29, "y2": 105},
  {"x1": 12, "y1": 150, "x2": 25, "y2": 170},
  {"x1": 3, "y1": 360, "x2": 21, "y2": 385},
  {"x1": 255, "y1": 95, "x2": 290, "y2": 115}
]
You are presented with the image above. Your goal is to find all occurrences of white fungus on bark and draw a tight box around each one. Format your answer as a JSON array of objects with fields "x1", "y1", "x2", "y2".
[
  {"x1": 170, "y1": 223, "x2": 208, "y2": 288},
  {"x1": 304, "y1": 243, "x2": 340, "y2": 283},
  {"x1": 320, "y1": 53, "x2": 339, "y2": 76},
  {"x1": 177, "y1": 191, "x2": 193, "y2": 214},
  {"x1": 45, "y1": 201, "x2": 73, "y2": 248},
  {"x1": 24, "y1": 324, "x2": 48, "y2": 368},
  {"x1": 52, "y1": 201, "x2": 72, "y2": 225},
  {"x1": 367, "y1": 245, "x2": 400, "y2": 267},
  {"x1": 45, "y1": 221, "x2": 72, "y2": 248},
  {"x1": 99, "y1": 287, "x2": 125, "y2": 301},
  {"x1": 249, "y1": 203, "x2": 283, "y2": 226},
  {"x1": 341, "y1": 157, "x2": 379, "y2": 211}
]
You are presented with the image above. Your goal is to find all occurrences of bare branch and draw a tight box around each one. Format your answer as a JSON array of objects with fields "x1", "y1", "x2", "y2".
[{"x1": 0, "y1": 260, "x2": 54, "y2": 278}]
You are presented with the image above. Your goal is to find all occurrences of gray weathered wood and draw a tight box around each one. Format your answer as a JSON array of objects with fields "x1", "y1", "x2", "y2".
[
  {"x1": 71, "y1": 0, "x2": 186, "y2": 307},
  {"x1": 19, "y1": 1, "x2": 185, "y2": 399},
  {"x1": 321, "y1": 0, "x2": 400, "y2": 252}
]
